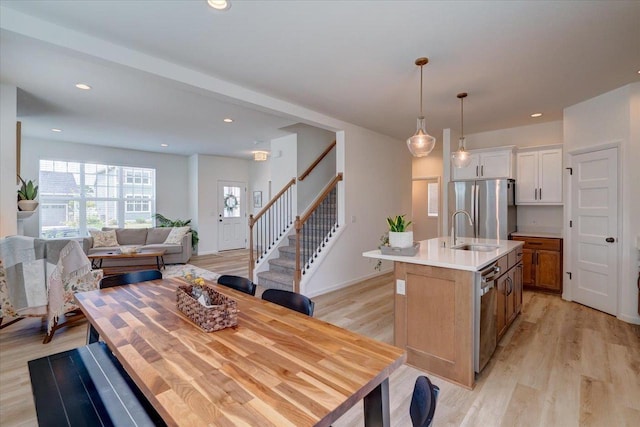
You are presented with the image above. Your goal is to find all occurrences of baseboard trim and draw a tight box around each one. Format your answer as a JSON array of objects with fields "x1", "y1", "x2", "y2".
[
  {"x1": 618, "y1": 313, "x2": 640, "y2": 325},
  {"x1": 306, "y1": 269, "x2": 393, "y2": 298}
]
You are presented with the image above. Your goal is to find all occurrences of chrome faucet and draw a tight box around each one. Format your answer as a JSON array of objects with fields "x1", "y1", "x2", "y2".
[{"x1": 451, "y1": 210, "x2": 474, "y2": 246}]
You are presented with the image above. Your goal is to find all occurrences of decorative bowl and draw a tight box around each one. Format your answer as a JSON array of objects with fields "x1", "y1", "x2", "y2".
[{"x1": 120, "y1": 245, "x2": 140, "y2": 255}]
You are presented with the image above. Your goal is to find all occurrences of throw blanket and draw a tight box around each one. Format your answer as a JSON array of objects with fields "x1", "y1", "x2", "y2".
[
  {"x1": 47, "y1": 239, "x2": 92, "y2": 333},
  {"x1": 0, "y1": 236, "x2": 48, "y2": 316},
  {"x1": 0, "y1": 237, "x2": 95, "y2": 333}
]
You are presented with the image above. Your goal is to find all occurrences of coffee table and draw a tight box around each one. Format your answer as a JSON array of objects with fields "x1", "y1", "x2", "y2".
[{"x1": 88, "y1": 249, "x2": 166, "y2": 271}]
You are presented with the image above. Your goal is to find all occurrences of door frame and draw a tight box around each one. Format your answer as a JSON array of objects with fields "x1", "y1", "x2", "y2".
[
  {"x1": 412, "y1": 175, "x2": 442, "y2": 238},
  {"x1": 564, "y1": 142, "x2": 621, "y2": 311}
]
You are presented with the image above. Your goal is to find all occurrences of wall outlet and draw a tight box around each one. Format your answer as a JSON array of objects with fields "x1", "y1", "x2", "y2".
[{"x1": 396, "y1": 279, "x2": 406, "y2": 295}]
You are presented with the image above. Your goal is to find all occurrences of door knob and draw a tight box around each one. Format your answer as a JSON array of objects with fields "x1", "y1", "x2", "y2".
[{"x1": 605, "y1": 237, "x2": 615, "y2": 243}]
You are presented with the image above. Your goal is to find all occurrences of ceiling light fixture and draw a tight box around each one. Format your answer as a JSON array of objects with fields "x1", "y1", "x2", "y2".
[
  {"x1": 75, "y1": 83, "x2": 91, "y2": 90},
  {"x1": 253, "y1": 151, "x2": 268, "y2": 162},
  {"x1": 51, "y1": 128, "x2": 62, "y2": 132},
  {"x1": 406, "y1": 57, "x2": 436, "y2": 157},
  {"x1": 223, "y1": 118, "x2": 234, "y2": 123},
  {"x1": 161, "y1": 143, "x2": 168, "y2": 147},
  {"x1": 530, "y1": 112, "x2": 543, "y2": 118},
  {"x1": 452, "y1": 92, "x2": 472, "y2": 169},
  {"x1": 207, "y1": 0, "x2": 231, "y2": 11}
]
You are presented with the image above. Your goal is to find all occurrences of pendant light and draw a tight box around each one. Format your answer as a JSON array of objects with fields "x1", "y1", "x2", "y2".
[
  {"x1": 406, "y1": 57, "x2": 436, "y2": 157},
  {"x1": 451, "y1": 92, "x2": 472, "y2": 168}
]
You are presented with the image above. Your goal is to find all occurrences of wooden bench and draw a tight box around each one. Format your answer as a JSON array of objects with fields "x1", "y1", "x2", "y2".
[{"x1": 28, "y1": 342, "x2": 165, "y2": 427}]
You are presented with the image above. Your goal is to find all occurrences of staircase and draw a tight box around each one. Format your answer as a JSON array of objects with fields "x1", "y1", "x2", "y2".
[
  {"x1": 248, "y1": 141, "x2": 340, "y2": 293},
  {"x1": 257, "y1": 193, "x2": 338, "y2": 291}
]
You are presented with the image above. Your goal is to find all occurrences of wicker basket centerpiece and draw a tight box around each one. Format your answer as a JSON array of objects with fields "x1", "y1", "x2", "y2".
[{"x1": 176, "y1": 281, "x2": 238, "y2": 332}]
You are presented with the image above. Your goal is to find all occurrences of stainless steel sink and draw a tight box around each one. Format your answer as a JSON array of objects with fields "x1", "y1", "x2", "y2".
[{"x1": 452, "y1": 244, "x2": 500, "y2": 252}]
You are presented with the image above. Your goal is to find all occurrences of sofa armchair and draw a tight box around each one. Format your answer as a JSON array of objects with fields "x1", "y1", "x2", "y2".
[
  {"x1": 0, "y1": 236, "x2": 103, "y2": 343},
  {"x1": 87, "y1": 227, "x2": 192, "y2": 267}
]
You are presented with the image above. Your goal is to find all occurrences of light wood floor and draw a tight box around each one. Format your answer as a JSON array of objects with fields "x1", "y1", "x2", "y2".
[{"x1": 1, "y1": 250, "x2": 638, "y2": 426}]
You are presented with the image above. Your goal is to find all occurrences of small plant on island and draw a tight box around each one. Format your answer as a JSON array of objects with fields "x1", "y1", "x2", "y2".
[
  {"x1": 386, "y1": 214, "x2": 412, "y2": 232},
  {"x1": 17, "y1": 175, "x2": 38, "y2": 200}
]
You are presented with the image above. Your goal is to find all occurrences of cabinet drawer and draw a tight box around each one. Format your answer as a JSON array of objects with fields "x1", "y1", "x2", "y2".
[
  {"x1": 507, "y1": 249, "x2": 517, "y2": 269},
  {"x1": 496, "y1": 254, "x2": 509, "y2": 277},
  {"x1": 512, "y1": 237, "x2": 561, "y2": 251}
]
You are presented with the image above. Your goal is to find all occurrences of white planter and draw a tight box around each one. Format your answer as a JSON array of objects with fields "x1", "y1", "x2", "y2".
[
  {"x1": 18, "y1": 200, "x2": 39, "y2": 211},
  {"x1": 388, "y1": 231, "x2": 414, "y2": 249}
]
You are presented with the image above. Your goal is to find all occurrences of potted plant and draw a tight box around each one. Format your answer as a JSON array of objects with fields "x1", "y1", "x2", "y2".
[
  {"x1": 386, "y1": 214, "x2": 413, "y2": 248},
  {"x1": 17, "y1": 175, "x2": 39, "y2": 211},
  {"x1": 154, "y1": 213, "x2": 199, "y2": 251}
]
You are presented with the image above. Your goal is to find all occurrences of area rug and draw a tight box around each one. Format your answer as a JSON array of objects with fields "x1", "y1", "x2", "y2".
[{"x1": 163, "y1": 264, "x2": 220, "y2": 282}]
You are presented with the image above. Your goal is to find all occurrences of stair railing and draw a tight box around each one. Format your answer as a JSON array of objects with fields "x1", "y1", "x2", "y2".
[
  {"x1": 294, "y1": 172, "x2": 343, "y2": 292},
  {"x1": 248, "y1": 178, "x2": 296, "y2": 279},
  {"x1": 298, "y1": 140, "x2": 336, "y2": 181}
]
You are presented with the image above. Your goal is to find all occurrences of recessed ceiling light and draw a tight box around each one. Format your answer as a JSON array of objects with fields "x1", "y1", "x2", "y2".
[
  {"x1": 223, "y1": 118, "x2": 234, "y2": 123},
  {"x1": 530, "y1": 113, "x2": 543, "y2": 118},
  {"x1": 51, "y1": 128, "x2": 62, "y2": 132},
  {"x1": 207, "y1": 0, "x2": 231, "y2": 11},
  {"x1": 75, "y1": 83, "x2": 91, "y2": 90},
  {"x1": 161, "y1": 144, "x2": 169, "y2": 147}
]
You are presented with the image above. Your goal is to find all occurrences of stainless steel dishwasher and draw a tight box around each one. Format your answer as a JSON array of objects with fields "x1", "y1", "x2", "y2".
[{"x1": 474, "y1": 262, "x2": 502, "y2": 373}]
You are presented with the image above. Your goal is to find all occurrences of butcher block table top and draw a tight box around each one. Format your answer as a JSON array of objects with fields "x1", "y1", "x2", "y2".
[{"x1": 75, "y1": 277, "x2": 406, "y2": 426}]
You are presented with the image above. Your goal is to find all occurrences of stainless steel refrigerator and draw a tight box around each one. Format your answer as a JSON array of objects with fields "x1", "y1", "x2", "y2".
[{"x1": 448, "y1": 179, "x2": 516, "y2": 240}]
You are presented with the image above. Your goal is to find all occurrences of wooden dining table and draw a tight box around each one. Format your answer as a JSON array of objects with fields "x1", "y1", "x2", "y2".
[{"x1": 74, "y1": 277, "x2": 406, "y2": 426}]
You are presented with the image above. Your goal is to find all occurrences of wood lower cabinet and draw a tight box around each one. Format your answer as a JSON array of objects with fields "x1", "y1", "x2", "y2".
[
  {"x1": 496, "y1": 251, "x2": 524, "y2": 340},
  {"x1": 512, "y1": 236, "x2": 563, "y2": 293}
]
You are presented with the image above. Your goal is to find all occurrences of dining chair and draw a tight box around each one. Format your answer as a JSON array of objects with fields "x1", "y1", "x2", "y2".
[
  {"x1": 217, "y1": 275, "x2": 257, "y2": 296},
  {"x1": 409, "y1": 375, "x2": 440, "y2": 427},
  {"x1": 261, "y1": 289, "x2": 315, "y2": 316},
  {"x1": 88, "y1": 269, "x2": 163, "y2": 343}
]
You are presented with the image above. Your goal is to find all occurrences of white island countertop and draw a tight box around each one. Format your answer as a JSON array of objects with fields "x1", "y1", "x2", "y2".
[{"x1": 363, "y1": 237, "x2": 524, "y2": 272}]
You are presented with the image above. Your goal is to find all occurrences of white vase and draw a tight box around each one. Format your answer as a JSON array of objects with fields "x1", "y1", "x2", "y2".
[
  {"x1": 18, "y1": 200, "x2": 39, "y2": 211},
  {"x1": 388, "y1": 231, "x2": 414, "y2": 249}
]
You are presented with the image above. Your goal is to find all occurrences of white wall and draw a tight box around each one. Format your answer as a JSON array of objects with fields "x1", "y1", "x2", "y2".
[
  {"x1": 188, "y1": 154, "x2": 199, "y2": 252},
  {"x1": 464, "y1": 120, "x2": 563, "y2": 150},
  {"x1": 0, "y1": 84, "x2": 18, "y2": 237},
  {"x1": 305, "y1": 126, "x2": 412, "y2": 296},
  {"x1": 563, "y1": 82, "x2": 640, "y2": 324},
  {"x1": 194, "y1": 155, "x2": 250, "y2": 255},
  {"x1": 19, "y1": 138, "x2": 189, "y2": 237},
  {"x1": 248, "y1": 158, "x2": 270, "y2": 216},
  {"x1": 270, "y1": 134, "x2": 298, "y2": 197},
  {"x1": 283, "y1": 123, "x2": 336, "y2": 212}
]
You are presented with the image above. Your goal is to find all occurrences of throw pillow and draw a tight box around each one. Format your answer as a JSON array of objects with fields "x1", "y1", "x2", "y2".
[
  {"x1": 163, "y1": 226, "x2": 190, "y2": 245},
  {"x1": 90, "y1": 230, "x2": 118, "y2": 248}
]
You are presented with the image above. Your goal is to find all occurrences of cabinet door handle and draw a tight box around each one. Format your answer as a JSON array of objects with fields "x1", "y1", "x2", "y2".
[
  {"x1": 481, "y1": 165, "x2": 484, "y2": 176},
  {"x1": 539, "y1": 188, "x2": 542, "y2": 200},
  {"x1": 605, "y1": 237, "x2": 616, "y2": 243},
  {"x1": 476, "y1": 165, "x2": 479, "y2": 176},
  {"x1": 534, "y1": 188, "x2": 537, "y2": 200}
]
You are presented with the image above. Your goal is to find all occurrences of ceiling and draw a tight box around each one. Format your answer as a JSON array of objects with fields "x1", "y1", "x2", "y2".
[{"x1": 1, "y1": 1, "x2": 639, "y2": 159}]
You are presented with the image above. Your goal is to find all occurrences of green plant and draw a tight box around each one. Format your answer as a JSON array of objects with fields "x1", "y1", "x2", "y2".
[
  {"x1": 17, "y1": 175, "x2": 38, "y2": 200},
  {"x1": 386, "y1": 215, "x2": 412, "y2": 232},
  {"x1": 154, "y1": 213, "x2": 199, "y2": 249}
]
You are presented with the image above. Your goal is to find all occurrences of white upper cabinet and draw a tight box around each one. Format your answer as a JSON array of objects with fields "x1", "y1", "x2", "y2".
[
  {"x1": 451, "y1": 147, "x2": 515, "y2": 181},
  {"x1": 516, "y1": 146, "x2": 563, "y2": 204}
]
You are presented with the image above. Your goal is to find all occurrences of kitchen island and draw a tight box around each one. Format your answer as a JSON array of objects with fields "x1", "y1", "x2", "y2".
[{"x1": 363, "y1": 237, "x2": 524, "y2": 389}]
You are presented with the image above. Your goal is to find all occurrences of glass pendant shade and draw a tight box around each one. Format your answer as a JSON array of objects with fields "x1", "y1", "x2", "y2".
[
  {"x1": 451, "y1": 137, "x2": 472, "y2": 168},
  {"x1": 407, "y1": 116, "x2": 436, "y2": 157}
]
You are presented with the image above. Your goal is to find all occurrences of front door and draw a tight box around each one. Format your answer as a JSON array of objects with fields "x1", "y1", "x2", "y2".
[
  {"x1": 218, "y1": 181, "x2": 246, "y2": 251},
  {"x1": 570, "y1": 147, "x2": 618, "y2": 315}
]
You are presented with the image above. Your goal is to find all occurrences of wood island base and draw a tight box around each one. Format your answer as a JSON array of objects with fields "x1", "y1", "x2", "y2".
[{"x1": 394, "y1": 262, "x2": 476, "y2": 389}]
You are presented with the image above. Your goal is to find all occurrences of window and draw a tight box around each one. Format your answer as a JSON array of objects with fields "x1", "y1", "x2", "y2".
[
  {"x1": 427, "y1": 182, "x2": 439, "y2": 217},
  {"x1": 39, "y1": 160, "x2": 156, "y2": 238},
  {"x1": 124, "y1": 169, "x2": 151, "y2": 185},
  {"x1": 125, "y1": 195, "x2": 151, "y2": 213}
]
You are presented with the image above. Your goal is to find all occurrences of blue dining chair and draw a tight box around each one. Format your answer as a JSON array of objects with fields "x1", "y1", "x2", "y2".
[
  {"x1": 410, "y1": 375, "x2": 440, "y2": 427},
  {"x1": 261, "y1": 289, "x2": 315, "y2": 316},
  {"x1": 88, "y1": 270, "x2": 163, "y2": 343}
]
